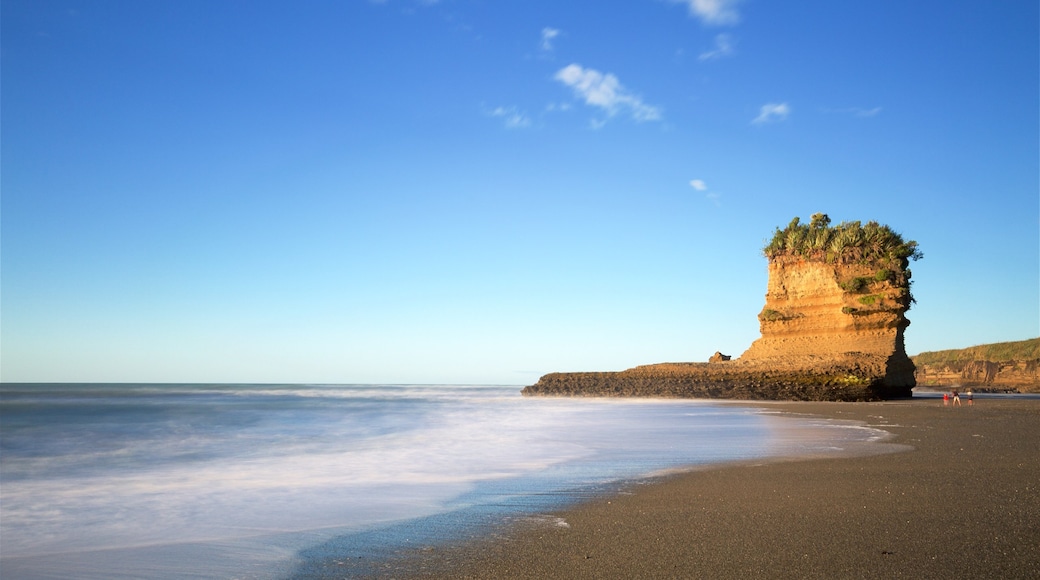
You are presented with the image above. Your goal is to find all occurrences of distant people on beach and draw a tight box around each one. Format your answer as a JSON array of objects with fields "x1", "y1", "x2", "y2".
[{"x1": 941, "y1": 389, "x2": 973, "y2": 407}]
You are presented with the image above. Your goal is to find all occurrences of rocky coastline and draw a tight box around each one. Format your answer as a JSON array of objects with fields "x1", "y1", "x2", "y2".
[
  {"x1": 523, "y1": 215, "x2": 921, "y2": 402},
  {"x1": 522, "y1": 354, "x2": 913, "y2": 401},
  {"x1": 912, "y1": 338, "x2": 1040, "y2": 393}
]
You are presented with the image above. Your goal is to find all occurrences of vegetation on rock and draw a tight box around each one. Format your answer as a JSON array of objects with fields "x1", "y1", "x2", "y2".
[
  {"x1": 758, "y1": 308, "x2": 801, "y2": 322},
  {"x1": 762, "y1": 213, "x2": 922, "y2": 310},
  {"x1": 763, "y1": 213, "x2": 923, "y2": 269},
  {"x1": 524, "y1": 213, "x2": 924, "y2": 401},
  {"x1": 838, "y1": 276, "x2": 874, "y2": 293}
]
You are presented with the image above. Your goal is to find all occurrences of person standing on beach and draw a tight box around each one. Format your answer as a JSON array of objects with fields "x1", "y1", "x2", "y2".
[
  {"x1": 943, "y1": 392, "x2": 949, "y2": 406},
  {"x1": 966, "y1": 389, "x2": 973, "y2": 406},
  {"x1": 952, "y1": 390, "x2": 961, "y2": 406}
]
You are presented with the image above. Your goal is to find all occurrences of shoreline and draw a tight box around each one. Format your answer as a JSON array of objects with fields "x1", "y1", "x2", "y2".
[{"x1": 372, "y1": 397, "x2": 1040, "y2": 578}]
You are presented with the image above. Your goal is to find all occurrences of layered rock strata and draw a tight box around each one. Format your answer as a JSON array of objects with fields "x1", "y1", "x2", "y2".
[
  {"x1": 739, "y1": 258, "x2": 915, "y2": 391},
  {"x1": 910, "y1": 338, "x2": 1040, "y2": 393},
  {"x1": 523, "y1": 218, "x2": 919, "y2": 401},
  {"x1": 914, "y1": 359, "x2": 1040, "y2": 393}
]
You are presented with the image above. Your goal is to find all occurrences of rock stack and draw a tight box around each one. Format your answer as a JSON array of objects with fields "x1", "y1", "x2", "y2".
[{"x1": 523, "y1": 214, "x2": 921, "y2": 401}]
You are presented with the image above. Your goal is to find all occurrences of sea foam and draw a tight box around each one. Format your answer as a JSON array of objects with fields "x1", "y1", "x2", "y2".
[{"x1": 0, "y1": 384, "x2": 884, "y2": 579}]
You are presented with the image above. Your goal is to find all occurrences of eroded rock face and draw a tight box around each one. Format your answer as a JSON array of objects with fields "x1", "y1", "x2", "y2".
[
  {"x1": 522, "y1": 216, "x2": 920, "y2": 401},
  {"x1": 740, "y1": 258, "x2": 916, "y2": 389},
  {"x1": 915, "y1": 359, "x2": 1040, "y2": 392},
  {"x1": 522, "y1": 258, "x2": 916, "y2": 401}
]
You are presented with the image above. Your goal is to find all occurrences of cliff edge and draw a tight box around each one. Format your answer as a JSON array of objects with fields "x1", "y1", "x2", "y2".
[
  {"x1": 912, "y1": 338, "x2": 1040, "y2": 393},
  {"x1": 738, "y1": 257, "x2": 916, "y2": 389},
  {"x1": 523, "y1": 214, "x2": 922, "y2": 401}
]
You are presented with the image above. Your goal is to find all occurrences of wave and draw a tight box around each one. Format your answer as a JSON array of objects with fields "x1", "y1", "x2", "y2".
[{"x1": 1, "y1": 384, "x2": 888, "y2": 579}]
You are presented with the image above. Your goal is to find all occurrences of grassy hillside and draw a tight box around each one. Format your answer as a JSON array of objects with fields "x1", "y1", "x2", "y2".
[{"x1": 912, "y1": 338, "x2": 1040, "y2": 365}]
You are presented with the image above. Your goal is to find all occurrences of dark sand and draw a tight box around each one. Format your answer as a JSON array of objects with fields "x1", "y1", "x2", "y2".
[{"x1": 374, "y1": 398, "x2": 1039, "y2": 579}]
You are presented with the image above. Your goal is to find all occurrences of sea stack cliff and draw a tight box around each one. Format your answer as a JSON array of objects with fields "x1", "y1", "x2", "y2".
[{"x1": 523, "y1": 214, "x2": 922, "y2": 401}]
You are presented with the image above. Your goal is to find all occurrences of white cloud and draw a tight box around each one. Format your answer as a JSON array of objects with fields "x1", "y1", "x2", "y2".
[
  {"x1": 541, "y1": 27, "x2": 560, "y2": 52},
  {"x1": 671, "y1": 0, "x2": 742, "y2": 26},
  {"x1": 689, "y1": 179, "x2": 719, "y2": 205},
  {"x1": 554, "y1": 64, "x2": 662, "y2": 122},
  {"x1": 486, "y1": 106, "x2": 531, "y2": 129},
  {"x1": 824, "y1": 106, "x2": 883, "y2": 117},
  {"x1": 752, "y1": 102, "x2": 790, "y2": 124},
  {"x1": 850, "y1": 106, "x2": 882, "y2": 117},
  {"x1": 699, "y1": 34, "x2": 734, "y2": 61}
]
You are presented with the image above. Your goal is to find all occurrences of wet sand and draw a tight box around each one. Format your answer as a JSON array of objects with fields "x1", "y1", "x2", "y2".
[{"x1": 382, "y1": 398, "x2": 1040, "y2": 579}]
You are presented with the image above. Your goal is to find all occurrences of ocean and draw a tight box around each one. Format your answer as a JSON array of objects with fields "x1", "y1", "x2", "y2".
[{"x1": 0, "y1": 384, "x2": 886, "y2": 579}]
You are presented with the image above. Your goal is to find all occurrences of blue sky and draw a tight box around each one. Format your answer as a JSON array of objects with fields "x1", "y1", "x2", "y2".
[{"x1": 2, "y1": 0, "x2": 1037, "y2": 384}]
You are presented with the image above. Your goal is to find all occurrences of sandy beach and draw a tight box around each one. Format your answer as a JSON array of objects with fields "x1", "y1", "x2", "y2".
[{"x1": 368, "y1": 398, "x2": 1039, "y2": 579}]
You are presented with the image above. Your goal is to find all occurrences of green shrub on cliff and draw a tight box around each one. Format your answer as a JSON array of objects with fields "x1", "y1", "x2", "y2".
[
  {"x1": 763, "y1": 213, "x2": 923, "y2": 269},
  {"x1": 858, "y1": 294, "x2": 882, "y2": 306},
  {"x1": 838, "y1": 276, "x2": 872, "y2": 293},
  {"x1": 759, "y1": 308, "x2": 804, "y2": 322},
  {"x1": 759, "y1": 308, "x2": 785, "y2": 322}
]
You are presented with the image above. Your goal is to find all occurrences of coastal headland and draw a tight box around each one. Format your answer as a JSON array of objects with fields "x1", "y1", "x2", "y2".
[
  {"x1": 913, "y1": 338, "x2": 1040, "y2": 393},
  {"x1": 525, "y1": 214, "x2": 923, "y2": 401}
]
